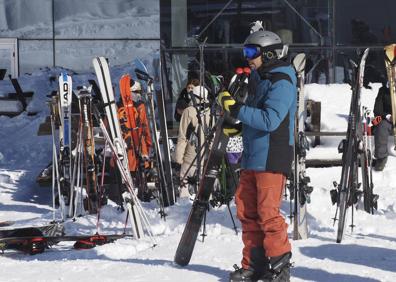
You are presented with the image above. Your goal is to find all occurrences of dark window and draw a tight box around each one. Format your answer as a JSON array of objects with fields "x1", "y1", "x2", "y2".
[
  {"x1": 161, "y1": 0, "x2": 332, "y2": 49},
  {"x1": 335, "y1": 0, "x2": 396, "y2": 46}
]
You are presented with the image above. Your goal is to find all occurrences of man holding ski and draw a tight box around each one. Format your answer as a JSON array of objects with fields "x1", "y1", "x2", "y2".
[{"x1": 218, "y1": 30, "x2": 296, "y2": 282}]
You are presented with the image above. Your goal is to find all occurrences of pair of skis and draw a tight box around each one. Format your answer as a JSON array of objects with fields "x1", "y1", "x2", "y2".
[
  {"x1": 119, "y1": 74, "x2": 154, "y2": 202},
  {"x1": 92, "y1": 57, "x2": 156, "y2": 244},
  {"x1": 134, "y1": 60, "x2": 176, "y2": 212},
  {"x1": 331, "y1": 48, "x2": 377, "y2": 243}
]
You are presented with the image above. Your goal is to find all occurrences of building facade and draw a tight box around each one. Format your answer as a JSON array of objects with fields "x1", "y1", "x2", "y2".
[
  {"x1": 160, "y1": 0, "x2": 395, "y2": 98},
  {"x1": 0, "y1": 0, "x2": 160, "y2": 74}
]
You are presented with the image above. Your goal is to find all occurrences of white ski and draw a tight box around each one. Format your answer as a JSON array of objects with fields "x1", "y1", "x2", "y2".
[
  {"x1": 58, "y1": 73, "x2": 73, "y2": 212},
  {"x1": 292, "y1": 53, "x2": 311, "y2": 240},
  {"x1": 92, "y1": 56, "x2": 144, "y2": 238}
]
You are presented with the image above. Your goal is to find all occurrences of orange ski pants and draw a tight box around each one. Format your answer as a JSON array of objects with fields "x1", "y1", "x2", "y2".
[{"x1": 235, "y1": 170, "x2": 291, "y2": 270}]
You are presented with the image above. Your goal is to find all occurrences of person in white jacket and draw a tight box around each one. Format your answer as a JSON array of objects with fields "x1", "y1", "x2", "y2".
[{"x1": 173, "y1": 85, "x2": 211, "y2": 198}]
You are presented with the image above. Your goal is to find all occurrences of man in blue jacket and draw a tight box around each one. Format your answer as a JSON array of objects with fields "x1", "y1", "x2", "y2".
[{"x1": 218, "y1": 30, "x2": 297, "y2": 282}]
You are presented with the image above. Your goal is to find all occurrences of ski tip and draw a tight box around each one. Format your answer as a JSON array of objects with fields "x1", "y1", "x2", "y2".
[
  {"x1": 59, "y1": 72, "x2": 68, "y2": 80},
  {"x1": 0, "y1": 221, "x2": 15, "y2": 227}
]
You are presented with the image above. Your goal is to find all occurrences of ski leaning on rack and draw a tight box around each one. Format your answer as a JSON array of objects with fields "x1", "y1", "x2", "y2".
[
  {"x1": 158, "y1": 54, "x2": 176, "y2": 205},
  {"x1": 291, "y1": 53, "x2": 313, "y2": 240},
  {"x1": 77, "y1": 87, "x2": 98, "y2": 214},
  {"x1": 174, "y1": 69, "x2": 250, "y2": 267},
  {"x1": 92, "y1": 57, "x2": 143, "y2": 239},
  {"x1": 384, "y1": 44, "x2": 396, "y2": 149},
  {"x1": 330, "y1": 48, "x2": 370, "y2": 243},
  {"x1": 135, "y1": 58, "x2": 176, "y2": 207},
  {"x1": 58, "y1": 73, "x2": 73, "y2": 207},
  {"x1": 134, "y1": 65, "x2": 170, "y2": 214},
  {"x1": 119, "y1": 74, "x2": 153, "y2": 202}
]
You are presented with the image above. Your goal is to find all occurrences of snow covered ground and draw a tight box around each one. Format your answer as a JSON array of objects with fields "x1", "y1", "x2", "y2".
[{"x1": 0, "y1": 67, "x2": 396, "y2": 282}]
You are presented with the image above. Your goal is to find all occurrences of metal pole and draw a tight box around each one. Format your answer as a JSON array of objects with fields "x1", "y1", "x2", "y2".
[{"x1": 52, "y1": 0, "x2": 56, "y2": 67}]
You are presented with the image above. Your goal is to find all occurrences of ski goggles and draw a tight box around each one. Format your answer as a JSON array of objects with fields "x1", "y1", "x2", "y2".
[{"x1": 243, "y1": 45, "x2": 261, "y2": 60}]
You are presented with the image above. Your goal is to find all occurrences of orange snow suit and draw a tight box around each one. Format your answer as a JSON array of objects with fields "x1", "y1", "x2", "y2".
[{"x1": 235, "y1": 170, "x2": 291, "y2": 270}]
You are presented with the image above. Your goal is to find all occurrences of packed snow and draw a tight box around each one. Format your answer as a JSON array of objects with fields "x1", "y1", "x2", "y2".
[{"x1": 0, "y1": 62, "x2": 395, "y2": 282}]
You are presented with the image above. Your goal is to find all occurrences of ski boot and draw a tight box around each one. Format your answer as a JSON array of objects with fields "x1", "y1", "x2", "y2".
[
  {"x1": 374, "y1": 157, "x2": 387, "y2": 171},
  {"x1": 229, "y1": 247, "x2": 268, "y2": 282},
  {"x1": 229, "y1": 265, "x2": 259, "y2": 282},
  {"x1": 256, "y1": 252, "x2": 292, "y2": 282}
]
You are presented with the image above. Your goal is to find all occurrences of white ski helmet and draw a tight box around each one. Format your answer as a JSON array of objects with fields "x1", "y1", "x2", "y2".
[
  {"x1": 243, "y1": 30, "x2": 283, "y2": 61},
  {"x1": 192, "y1": 86, "x2": 209, "y2": 103},
  {"x1": 131, "y1": 80, "x2": 142, "y2": 92}
]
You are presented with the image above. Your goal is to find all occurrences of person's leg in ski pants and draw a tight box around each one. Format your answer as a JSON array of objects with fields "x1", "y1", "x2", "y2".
[{"x1": 235, "y1": 170, "x2": 291, "y2": 270}]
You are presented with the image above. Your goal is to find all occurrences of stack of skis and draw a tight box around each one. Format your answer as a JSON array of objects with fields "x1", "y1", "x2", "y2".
[
  {"x1": 1, "y1": 57, "x2": 180, "y2": 254},
  {"x1": 330, "y1": 48, "x2": 379, "y2": 243}
]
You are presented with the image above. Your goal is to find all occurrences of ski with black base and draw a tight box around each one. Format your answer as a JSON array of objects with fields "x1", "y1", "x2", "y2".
[
  {"x1": 0, "y1": 233, "x2": 129, "y2": 255},
  {"x1": 0, "y1": 222, "x2": 64, "y2": 238},
  {"x1": 134, "y1": 65, "x2": 169, "y2": 214},
  {"x1": 157, "y1": 53, "x2": 176, "y2": 205},
  {"x1": 174, "y1": 68, "x2": 250, "y2": 267}
]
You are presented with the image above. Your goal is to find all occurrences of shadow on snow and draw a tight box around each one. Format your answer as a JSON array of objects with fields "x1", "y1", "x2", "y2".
[
  {"x1": 300, "y1": 244, "x2": 396, "y2": 273},
  {"x1": 293, "y1": 266, "x2": 381, "y2": 282}
]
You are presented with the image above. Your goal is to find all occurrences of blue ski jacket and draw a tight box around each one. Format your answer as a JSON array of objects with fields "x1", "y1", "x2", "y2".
[{"x1": 237, "y1": 60, "x2": 297, "y2": 174}]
